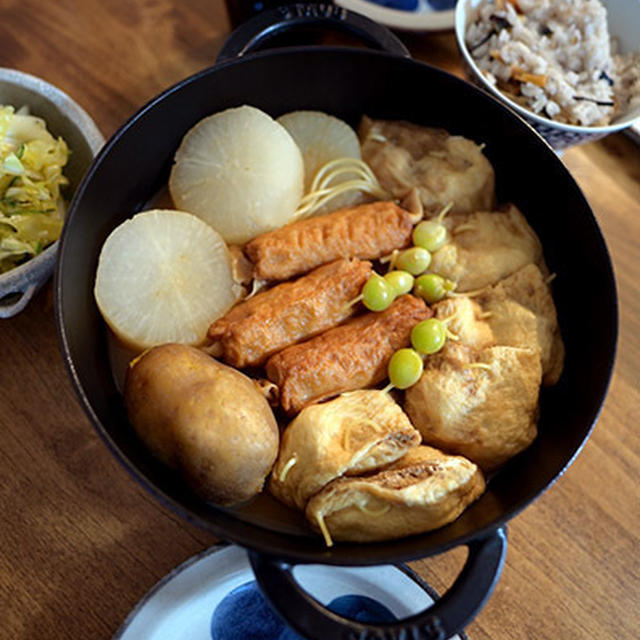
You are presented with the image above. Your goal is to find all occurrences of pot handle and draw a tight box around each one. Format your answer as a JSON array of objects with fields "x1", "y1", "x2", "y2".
[
  {"x1": 217, "y1": 3, "x2": 411, "y2": 63},
  {"x1": 249, "y1": 527, "x2": 507, "y2": 640}
]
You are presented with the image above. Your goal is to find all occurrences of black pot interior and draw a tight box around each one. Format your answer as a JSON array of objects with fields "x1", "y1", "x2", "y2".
[{"x1": 55, "y1": 48, "x2": 617, "y2": 565}]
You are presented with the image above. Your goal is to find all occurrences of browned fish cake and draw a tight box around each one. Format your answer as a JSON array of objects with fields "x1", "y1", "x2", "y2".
[
  {"x1": 207, "y1": 258, "x2": 371, "y2": 368},
  {"x1": 266, "y1": 294, "x2": 431, "y2": 415},
  {"x1": 244, "y1": 200, "x2": 413, "y2": 281}
]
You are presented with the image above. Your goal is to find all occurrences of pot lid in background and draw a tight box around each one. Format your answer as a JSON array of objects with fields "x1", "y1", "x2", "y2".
[{"x1": 113, "y1": 544, "x2": 468, "y2": 640}]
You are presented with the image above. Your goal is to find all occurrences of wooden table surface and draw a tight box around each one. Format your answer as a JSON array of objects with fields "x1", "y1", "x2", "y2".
[{"x1": 1, "y1": 2, "x2": 638, "y2": 639}]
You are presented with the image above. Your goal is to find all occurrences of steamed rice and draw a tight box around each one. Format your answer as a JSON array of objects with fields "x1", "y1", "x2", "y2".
[
  {"x1": 615, "y1": 50, "x2": 640, "y2": 117},
  {"x1": 465, "y1": 0, "x2": 640, "y2": 126}
]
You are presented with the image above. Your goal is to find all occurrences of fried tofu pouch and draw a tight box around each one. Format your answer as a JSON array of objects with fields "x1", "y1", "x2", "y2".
[
  {"x1": 404, "y1": 343, "x2": 542, "y2": 471},
  {"x1": 359, "y1": 117, "x2": 495, "y2": 215},
  {"x1": 207, "y1": 258, "x2": 371, "y2": 368},
  {"x1": 269, "y1": 390, "x2": 421, "y2": 511},
  {"x1": 431, "y1": 294, "x2": 539, "y2": 361},
  {"x1": 244, "y1": 200, "x2": 414, "y2": 282},
  {"x1": 266, "y1": 294, "x2": 431, "y2": 415},
  {"x1": 429, "y1": 205, "x2": 546, "y2": 292},
  {"x1": 433, "y1": 265, "x2": 563, "y2": 386},
  {"x1": 479, "y1": 264, "x2": 564, "y2": 385},
  {"x1": 305, "y1": 446, "x2": 485, "y2": 545},
  {"x1": 431, "y1": 296, "x2": 496, "y2": 350}
]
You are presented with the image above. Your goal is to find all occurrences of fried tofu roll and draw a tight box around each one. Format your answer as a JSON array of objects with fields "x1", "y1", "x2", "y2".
[
  {"x1": 244, "y1": 201, "x2": 414, "y2": 281},
  {"x1": 305, "y1": 446, "x2": 485, "y2": 545},
  {"x1": 266, "y1": 294, "x2": 431, "y2": 415},
  {"x1": 269, "y1": 390, "x2": 421, "y2": 510},
  {"x1": 207, "y1": 259, "x2": 371, "y2": 368}
]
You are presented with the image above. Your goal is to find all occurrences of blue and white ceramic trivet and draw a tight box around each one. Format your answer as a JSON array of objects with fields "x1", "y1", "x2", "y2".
[{"x1": 113, "y1": 545, "x2": 468, "y2": 640}]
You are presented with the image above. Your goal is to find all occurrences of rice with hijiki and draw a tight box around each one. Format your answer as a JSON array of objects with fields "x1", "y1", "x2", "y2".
[{"x1": 465, "y1": 0, "x2": 640, "y2": 127}]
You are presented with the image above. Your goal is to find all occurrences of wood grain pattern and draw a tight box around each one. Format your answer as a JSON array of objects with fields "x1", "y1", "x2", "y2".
[{"x1": 0, "y1": 2, "x2": 638, "y2": 638}]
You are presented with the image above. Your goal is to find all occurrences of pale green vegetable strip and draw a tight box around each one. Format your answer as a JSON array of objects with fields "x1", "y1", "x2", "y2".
[{"x1": 0, "y1": 105, "x2": 69, "y2": 273}]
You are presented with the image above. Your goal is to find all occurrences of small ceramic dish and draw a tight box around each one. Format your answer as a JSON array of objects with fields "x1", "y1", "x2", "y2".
[
  {"x1": 0, "y1": 68, "x2": 103, "y2": 318},
  {"x1": 455, "y1": 0, "x2": 640, "y2": 150},
  {"x1": 335, "y1": 0, "x2": 455, "y2": 32}
]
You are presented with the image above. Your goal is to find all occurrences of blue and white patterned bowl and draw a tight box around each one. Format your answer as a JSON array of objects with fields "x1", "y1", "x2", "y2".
[
  {"x1": 454, "y1": 0, "x2": 640, "y2": 150},
  {"x1": 336, "y1": 0, "x2": 456, "y2": 32},
  {"x1": 0, "y1": 68, "x2": 103, "y2": 317}
]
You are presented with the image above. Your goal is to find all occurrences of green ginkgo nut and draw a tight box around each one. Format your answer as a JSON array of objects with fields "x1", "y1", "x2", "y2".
[
  {"x1": 414, "y1": 274, "x2": 447, "y2": 304},
  {"x1": 412, "y1": 220, "x2": 448, "y2": 252},
  {"x1": 395, "y1": 247, "x2": 432, "y2": 276},
  {"x1": 411, "y1": 318, "x2": 447, "y2": 355},
  {"x1": 388, "y1": 348, "x2": 424, "y2": 389},
  {"x1": 384, "y1": 270, "x2": 414, "y2": 296},
  {"x1": 362, "y1": 274, "x2": 396, "y2": 311}
]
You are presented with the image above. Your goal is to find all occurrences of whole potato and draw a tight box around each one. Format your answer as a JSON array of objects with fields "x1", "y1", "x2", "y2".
[{"x1": 124, "y1": 343, "x2": 279, "y2": 505}]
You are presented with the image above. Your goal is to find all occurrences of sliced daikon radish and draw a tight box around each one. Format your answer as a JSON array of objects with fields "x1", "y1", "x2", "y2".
[
  {"x1": 277, "y1": 110, "x2": 362, "y2": 213},
  {"x1": 94, "y1": 209, "x2": 242, "y2": 350},
  {"x1": 169, "y1": 105, "x2": 304, "y2": 244}
]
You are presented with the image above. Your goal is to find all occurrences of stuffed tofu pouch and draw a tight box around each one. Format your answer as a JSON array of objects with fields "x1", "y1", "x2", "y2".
[
  {"x1": 359, "y1": 117, "x2": 495, "y2": 216},
  {"x1": 429, "y1": 205, "x2": 546, "y2": 292},
  {"x1": 405, "y1": 343, "x2": 542, "y2": 471},
  {"x1": 269, "y1": 390, "x2": 420, "y2": 511},
  {"x1": 478, "y1": 264, "x2": 564, "y2": 385},
  {"x1": 305, "y1": 445, "x2": 485, "y2": 545}
]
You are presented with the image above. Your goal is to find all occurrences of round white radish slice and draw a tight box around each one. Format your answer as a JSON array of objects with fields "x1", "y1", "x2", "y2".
[
  {"x1": 94, "y1": 209, "x2": 242, "y2": 350},
  {"x1": 169, "y1": 105, "x2": 304, "y2": 244},
  {"x1": 276, "y1": 110, "x2": 362, "y2": 213}
]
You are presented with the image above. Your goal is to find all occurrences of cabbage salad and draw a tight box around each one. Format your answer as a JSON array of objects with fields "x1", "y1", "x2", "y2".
[{"x1": 0, "y1": 105, "x2": 69, "y2": 273}]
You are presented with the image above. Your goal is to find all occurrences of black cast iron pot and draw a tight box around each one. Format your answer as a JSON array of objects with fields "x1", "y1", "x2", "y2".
[{"x1": 55, "y1": 5, "x2": 617, "y2": 639}]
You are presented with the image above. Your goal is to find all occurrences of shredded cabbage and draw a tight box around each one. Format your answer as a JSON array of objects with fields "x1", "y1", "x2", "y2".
[{"x1": 0, "y1": 105, "x2": 69, "y2": 273}]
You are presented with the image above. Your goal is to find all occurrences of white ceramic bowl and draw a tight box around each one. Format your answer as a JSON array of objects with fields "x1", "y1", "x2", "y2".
[
  {"x1": 455, "y1": 0, "x2": 640, "y2": 149},
  {"x1": 336, "y1": 0, "x2": 455, "y2": 32},
  {"x1": 0, "y1": 68, "x2": 103, "y2": 317}
]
